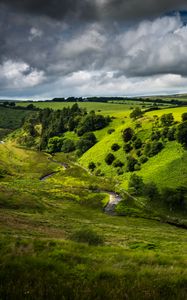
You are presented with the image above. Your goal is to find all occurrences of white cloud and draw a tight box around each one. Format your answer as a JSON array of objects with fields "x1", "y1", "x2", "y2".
[{"x1": 0, "y1": 59, "x2": 45, "y2": 89}]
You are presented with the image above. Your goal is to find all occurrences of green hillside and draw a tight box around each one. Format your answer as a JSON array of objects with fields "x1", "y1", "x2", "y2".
[
  {"x1": 80, "y1": 106, "x2": 187, "y2": 188},
  {"x1": 0, "y1": 142, "x2": 187, "y2": 299},
  {"x1": 1, "y1": 102, "x2": 187, "y2": 299}
]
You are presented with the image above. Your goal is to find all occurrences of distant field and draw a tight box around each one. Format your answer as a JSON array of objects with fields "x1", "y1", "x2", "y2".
[
  {"x1": 16, "y1": 101, "x2": 168, "y2": 116},
  {"x1": 147, "y1": 95, "x2": 187, "y2": 102}
]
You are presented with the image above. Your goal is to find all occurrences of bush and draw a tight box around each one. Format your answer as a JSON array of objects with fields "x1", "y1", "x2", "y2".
[
  {"x1": 105, "y1": 153, "x2": 115, "y2": 165},
  {"x1": 122, "y1": 127, "x2": 134, "y2": 142},
  {"x1": 107, "y1": 128, "x2": 115, "y2": 134},
  {"x1": 176, "y1": 121, "x2": 187, "y2": 147},
  {"x1": 128, "y1": 174, "x2": 144, "y2": 195},
  {"x1": 47, "y1": 136, "x2": 64, "y2": 153},
  {"x1": 182, "y1": 112, "x2": 187, "y2": 122},
  {"x1": 136, "y1": 149, "x2": 142, "y2": 157},
  {"x1": 61, "y1": 139, "x2": 75, "y2": 153},
  {"x1": 144, "y1": 182, "x2": 159, "y2": 200},
  {"x1": 144, "y1": 141, "x2": 164, "y2": 157},
  {"x1": 113, "y1": 159, "x2": 124, "y2": 168},
  {"x1": 133, "y1": 138, "x2": 142, "y2": 149},
  {"x1": 130, "y1": 107, "x2": 143, "y2": 119},
  {"x1": 72, "y1": 228, "x2": 104, "y2": 245},
  {"x1": 126, "y1": 156, "x2": 138, "y2": 172},
  {"x1": 76, "y1": 132, "x2": 97, "y2": 155},
  {"x1": 88, "y1": 162, "x2": 96, "y2": 172},
  {"x1": 139, "y1": 155, "x2": 148, "y2": 164},
  {"x1": 161, "y1": 186, "x2": 187, "y2": 210},
  {"x1": 167, "y1": 126, "x2": 176, "y2": 141},
  {"x1": 160, "y1": 113, "x2": 174, "y2": 127},
  {"x1": 111, "y1": 143, "x2": 120, "y2": 151},
  {"x1": 151, "y1": 131, "x2": 161, "y2": 141},
  {"x1": 124, "y1": 142, "x2": 133, "y2": 153}
]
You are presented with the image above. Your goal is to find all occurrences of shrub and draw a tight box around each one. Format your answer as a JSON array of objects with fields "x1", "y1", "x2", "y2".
[
  {"x1": 181, "y1": 112, "x2": 187, "y2": 122},
  {"x1": 130, "y1": 107, "x2": 143, "y2": 119},
  {"x1": 124, "y1": 142, "x2": 133, "y2": 153},
  {"x1": 126, "y1": 156, "x2": 138, "y2": 172},
  {"x1": 122, "y1": 127, "x2": 134, "y2": 142},
  {"x1": 176, "y1": 121, "x2": 187, "y2": 147},
  {"x1": 76, "y1": 132, "x2": 97, "y2": 155},
  {"x1": 144, "y1": 182, "x2": 159, "y2": 200},
  {"x1": 139, "y1": 155, "x2": 148, "y2": 164},
  {"x1": 167, "y1": 126, "x2": 176, "y2": 141},
  {"x1": 151, "y1": 131, "x2": 161, "y2": 141},
  {"x1": 107, "y1": 128, "x2": 115, "y2": 134},
  {"x1": 161, "y1": 186, "x2": 187, "y2": 210},
  {"x1": 47, "y1": 136, "x2": 64, "y2": 153},
  {"x1": 160, "y1": 113, "x2": 174, "y2": 127},
  {"x1": 133, "y1": 138, "x2": 142, "y2": 149},
  {"x1": 128, "y1": 174, "x2": 144, "y2": 195},
  {"x1": 88, "y1": 162, "x2": 96, "y2": 172},
  {"x1": 144, "y1": 141, "x2": 164, "y2": 157},
  {"x1": 61, "y1": 139, "x2": 75, "y2": 153},
  {"x1": 72, "y1": 228, "x2": 104, "y2": 245},
  {"x1": 105, "y1": 153, "x2": 115, "y2": 165},
  {"x1": 111, "y1": 143, "x2": 120, "y2": 151},
  {"x1": 136, "y1": 149, "x2": 142, "y2": 157},
  {"x1": 113, "y1": 159, "x2": 124, "y2": 168}
]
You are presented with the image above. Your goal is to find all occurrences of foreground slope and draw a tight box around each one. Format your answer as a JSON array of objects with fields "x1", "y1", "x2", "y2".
[{"x1": 0, "y1": 142, "x2": 187, "y2": 299}]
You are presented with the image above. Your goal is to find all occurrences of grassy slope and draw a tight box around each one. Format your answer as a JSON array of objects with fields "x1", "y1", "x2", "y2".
[
  {"x1": 0, "y1": 142, "x2": 187, "y2": 299},
  {"x1": 80, "y1": 106, "x2": 187, "y2": 190},
  {"x1": 0, "y1": 106, "x2": 31, "y2": 129}
]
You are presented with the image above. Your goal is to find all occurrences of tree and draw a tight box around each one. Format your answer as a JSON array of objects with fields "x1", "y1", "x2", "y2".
[
  {"x1": 176, "y1": 121, "x2": 187, "y2": 147},
  {"x1": 61, "y1": 139, "x2": 75, "y2": 153},
  {"x1": 122, "y1": 127, "x2": 134, "y2": 142},
  {"x1": 130, "y1": 107, "x2": 143, "y2": 119},
  {"x1": 47, "y1": 136, "x2": 64, "y2": 153},
  {"x1": 126, "y1": 156, "x2": 138, "y2": 172},
  {"x1": 182, "y1": 112, "x2": 187, "y2": 122},
  {"x1": 128, "y1": 174, "x2": 144, "y2": 195},
  {"x1": 88, "y1": 162, "x2": 96, "y2": 172},
  {"x1": 111, "y1": 143, "x2": 120, "y2": 151},
  {"x1": 76, "y1": 132, "x2": 97, "y2": 155},
  {"x1": 133, "y1": 138, "x2": 142, "y2": 149},
  {"x1": 113, "y1": 159, "x2": 124, "y2": 168},
  {"x1": 144, "y1": 182, "x2": 159, "y2": 200},
  {"x1": 124, "y1": 142, "x2": 133, "y2": 153},
  {"x1": 160, "y1": 113, "x2": 174, "y2": 127},
  {"x1": 105, "y1": 153, "x2": 115, "y2": 165}
]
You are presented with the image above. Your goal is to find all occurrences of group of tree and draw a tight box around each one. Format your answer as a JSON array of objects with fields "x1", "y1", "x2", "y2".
[
  {"x1": 128, "y1": 174, "x2": 187, "y2": 212},
  {"x1": 22, "y1": 103, "x2": 110, "y2": 153}
]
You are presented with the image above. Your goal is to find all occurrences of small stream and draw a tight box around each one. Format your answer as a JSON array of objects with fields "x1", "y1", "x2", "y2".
[
  {"x1": 104, "y1": 192, "x2": 122, "y2": 214},
  {"x1": 40, "y1": 158, "x2": 122, "y2": 214}
]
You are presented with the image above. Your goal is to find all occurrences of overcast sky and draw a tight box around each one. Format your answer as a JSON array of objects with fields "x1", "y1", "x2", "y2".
[{"x1": 1, "y1": 0, "x2": 187, "y2": 99}]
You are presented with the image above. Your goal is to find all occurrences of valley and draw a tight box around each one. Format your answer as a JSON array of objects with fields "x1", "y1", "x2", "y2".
[{"x1": 0, "y1": 101, "x2": 187, "y2": 299}]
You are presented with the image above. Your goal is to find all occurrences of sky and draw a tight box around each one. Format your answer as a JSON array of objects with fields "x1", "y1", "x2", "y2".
[{"x1": 1, "y1": 1, "x2": 187, "y2": 99}]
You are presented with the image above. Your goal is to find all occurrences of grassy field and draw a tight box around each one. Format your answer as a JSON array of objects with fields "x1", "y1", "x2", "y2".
[
  {"x1": 0, "y1": 142, "x2": 187, "y2": 299},
  {"x1": 0, "y1": 106, "x2": 31, "y2": 129},
  {"x1": 16, "y1": 100, "x2": 171, "y2": 115}
]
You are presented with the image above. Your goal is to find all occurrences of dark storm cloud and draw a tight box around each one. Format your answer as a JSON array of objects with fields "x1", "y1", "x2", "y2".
[
  {"x1": 0, "y1": 0, "x2": 187, "y2": 21},
  {"x1": 0, "y1": 0, "x2": 99, "y2": 20},
  {"x1": 1, "y1": 1, "x2": 187, "y2": 98}
]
